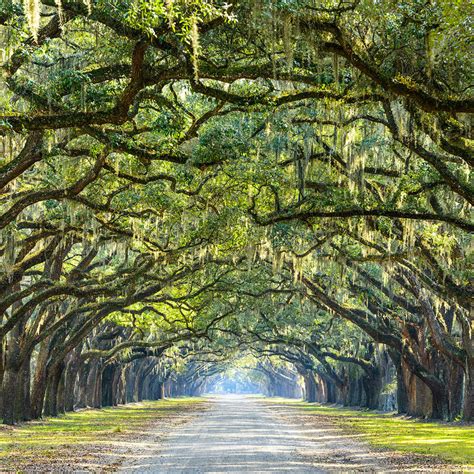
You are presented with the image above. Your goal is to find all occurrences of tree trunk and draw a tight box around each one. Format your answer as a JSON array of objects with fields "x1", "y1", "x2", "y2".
[
  {"x1": 75, "y1": 362, "x2": 90, "y2": 409},
  {"x1": 1, "y1": 363, "x2": 20, "y2": 424},
  {"x1": 347, "y1": 375, "x2": 362, "y2": 406},
  {"x1": 64, "y1": 359, "x2": 80, "y2": 412},
  {"x1": 85, "y1": 361, "x2": 99, "y2": 407},
  {"x1": 155, "y1": 382, "x2": 163, "y2": 399},
  {"x1": 326, "y1": 379, "x2": 336, "y2": 403},
  {"x1": 30, "y1": 337, "x2": 52, "y2": 419},
  {"x1": 362, "y1": 368, "x2": 382, "y2": 410},
  {"x1": 463, "y1": 356, "x2": 474, "y2": 421},
  {"x1": 111, "y1": 365, "x2": 122, "y2": 406},
  {"x1": 388, "y1": 350, "x2": 409, "y2": 413},
  {"x1": 402, "y1": 361, "x2": 433, "y2": 417},
  {"x1": 448, "y1": 362, "x2": 464, "y2": 420},
  {"x1": 125, "y1": 366, "x2": 135, "y2": 402},
  {"x1": 430, "y1": 385, "x2": 450, "y2": 420},
  {"x1": 93, "y1": 365, "x2": 103, "y2": 409},
  {"x1": 304, "y1": 372, "x2": 318, "y2": 402},
  {"x1": 101, "y1": 364, "x2": 115, "y2": 407},
  {"x1": 2, "y1": 328, "x2": 22, "y2": 424},
  {"x1": 462, "y1": 322, "x2": 474, "y2": 421},
  {"x1": 43, "y1": 362, "x2": 65, "y2": 417},
  {"x1": 56, "y1": 369, "x2": 66, "y2": 415},
  {"x1": 15, "y1": 356, "x2": 32, "y2": 421},
  {"x1": 134, "y1": 363, "x2": 148, "y2": 402},
  {"x1": 118, "y1": 367, "x2": 127, "y2": 405},
  {"x1": 0, "y1": 337, "x2": 4, "y2": 416}
]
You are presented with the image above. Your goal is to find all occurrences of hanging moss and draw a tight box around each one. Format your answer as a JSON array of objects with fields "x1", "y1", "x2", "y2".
[
  {"x1": 83, "y1": 0, "x2": 92, "y2": 16},
  {"x1": 23, "y1": 0, "x2": 40, "y2": 41},
  {"x1": 54, "y1": 0, "x2": 64, "y2": 28}
]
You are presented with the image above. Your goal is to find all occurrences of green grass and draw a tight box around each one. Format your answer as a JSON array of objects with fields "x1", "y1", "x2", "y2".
[
  {"x1": 266, "y1": 398, "x2": 474, "y2": 467},
  {"x1": 0, "y1": 398, "x2": 204, "y2": 470}
]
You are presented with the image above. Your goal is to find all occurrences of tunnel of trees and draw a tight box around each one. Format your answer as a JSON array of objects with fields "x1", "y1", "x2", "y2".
[{"x1": 0, "y1": 0, "x2": 472, "y2": 426}]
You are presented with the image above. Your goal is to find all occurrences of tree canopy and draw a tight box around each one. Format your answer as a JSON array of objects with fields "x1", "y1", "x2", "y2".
[{"x1": 0, "y1": 0, "x2": 472, "y2": 425}]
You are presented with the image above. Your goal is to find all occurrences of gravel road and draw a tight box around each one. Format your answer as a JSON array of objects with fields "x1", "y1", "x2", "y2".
[
  {"x1": 119, "y1": 395, "x2": 323, "y2": 473},
  {"x1": 118, "y1": 395, "x2": 462, "y2": 473},
  {"x1": 119, "y1": 395, "x2": 463, "y2": 474}
]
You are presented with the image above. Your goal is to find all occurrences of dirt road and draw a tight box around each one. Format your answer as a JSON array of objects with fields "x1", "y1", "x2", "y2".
[{"x1": 118, "y1": 395, "x2": 459, "y2": 473}]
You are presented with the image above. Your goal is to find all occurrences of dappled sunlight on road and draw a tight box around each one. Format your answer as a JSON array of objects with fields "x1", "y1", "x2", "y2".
[{"x1": 118, "y1": 395, "x2": 450, "y2": 473}]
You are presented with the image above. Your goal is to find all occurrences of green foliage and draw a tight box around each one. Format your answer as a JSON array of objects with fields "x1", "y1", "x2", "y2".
[{"x1": 0, "y1": 0, "x2": 472, "y2": 429}]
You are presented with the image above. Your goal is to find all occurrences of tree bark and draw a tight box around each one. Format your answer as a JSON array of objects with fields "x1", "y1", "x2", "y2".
[
  {"x1": 56, "y1": 369, "x2": 66, "y2": 415},
  {"x1": 30, "y1": 337, "x2": 52, "y2": 419},
  {"x1": 462, "y1": 321, "x2": 474, "y2": 421},
  {"x1": 464, "y1": 360, "x2": 474, "y2": 421},
  {"x1": 304, "y1": 372, "x2": 318, "y2": 402},
  {"x1": 64, "y1": 351, "x2": 81, "y2": 412},
  {"x1": 1, "y1": 363, "x2": 20, "y2": 424},
  {"x1": 43, "y1": 362, "x2": 65, "y2": 417},
  {"x1": 362, "y1": 368, "x2": 382, "y2": 410},
  {"x1": 0, "y1": 337, "x2": 4, "y2": 416},
  {"x1": 15, "y1": 357, "x2": 32, "y2": 421},
  {"x1": 2, "y1": 326, "x2": 22, "y2": 424},
  {"x1": 388, "y1": 350, "x2": 409, "y2": 413}
]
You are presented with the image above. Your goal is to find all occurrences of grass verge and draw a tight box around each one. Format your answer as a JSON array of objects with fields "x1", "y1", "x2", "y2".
[
  {"x1": 265, "y1": 398, "x2": 474, "y2": 467},
  {"x1": 0, "y1": 397, "x2": 204, "y2": 471}
]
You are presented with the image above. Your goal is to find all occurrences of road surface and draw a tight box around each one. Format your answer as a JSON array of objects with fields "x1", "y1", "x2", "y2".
[{"x1": 118, "y1": 395, "x2": 388, "y2": 473}]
